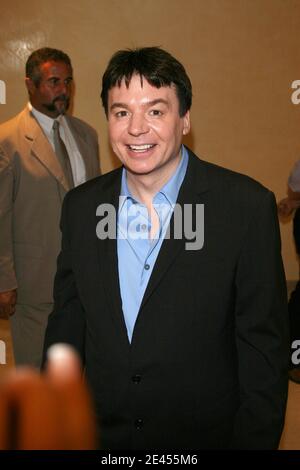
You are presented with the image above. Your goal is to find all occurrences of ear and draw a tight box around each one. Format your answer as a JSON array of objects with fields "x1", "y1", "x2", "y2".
[
  {"x1": 25, "y1": 77, "x2": 37, "y2": 96},
  {"x1": 182, "y1": 110, "x2": 190, "y2": 136}
]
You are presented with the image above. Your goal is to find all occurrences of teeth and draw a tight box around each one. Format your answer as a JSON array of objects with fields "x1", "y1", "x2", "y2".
[{"x1": 128, "y1": 144, "x2": 154, "y2": 151}]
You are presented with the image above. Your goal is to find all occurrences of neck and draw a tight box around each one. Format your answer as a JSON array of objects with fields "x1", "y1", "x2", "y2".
[{"x1": 126, "y1": 152, "x2": 182, "y2": 206}]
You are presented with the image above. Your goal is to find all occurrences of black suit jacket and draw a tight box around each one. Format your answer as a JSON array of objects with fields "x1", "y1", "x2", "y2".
[{"x1": 43, "y1": 147, "x2": 289, "y2": 449}]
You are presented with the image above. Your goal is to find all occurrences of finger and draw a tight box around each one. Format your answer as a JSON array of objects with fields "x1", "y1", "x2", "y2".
[
  {"x1": 0, "y1": 302, "x2": 16, "y2": 317},
  {"x1": 45, "y1": 344, "x2": 97, "y2": 449},
  {"x1": 0, "y1": 309, "x2": 8, "y2": 319},
  {"x1": 46, "y1": 343, "x2": 82, "y2": 382},
  {"x1": 0, "y1": 305, "x2": 11, "y2": 318},
  {"x1": 0, "y1": 375, "x2": 11, "y2": 448},
  {"x1": 0, "y1": 350, "x2": 97, "y2": 449},
  {"x1": 0, "y1": 368, "x2": 68, "y2": 449}
]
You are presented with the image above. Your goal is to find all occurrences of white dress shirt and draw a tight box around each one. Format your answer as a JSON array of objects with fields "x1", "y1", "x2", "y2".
[{"x1": 28, "y1": 102, "x2": 86, "y2": 186}]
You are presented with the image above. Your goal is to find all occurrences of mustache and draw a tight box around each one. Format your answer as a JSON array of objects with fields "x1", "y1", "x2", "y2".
[{"x1": 53, "y1": 95, "x2": 69, "y2": 104}]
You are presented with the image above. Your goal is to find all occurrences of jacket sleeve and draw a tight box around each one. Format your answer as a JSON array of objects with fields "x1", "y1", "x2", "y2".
[
  {"x1": 231, "y1": 190, "x2": 289, "y2": 449},
  {"x1": 288, "y1": 159, "x2": 300, "y2": 192},
  {"x1": 42, "y1": 192, "x2": 86, "y2": 367},
  {"x1": 90, "y1": 127, "x2": 101, "y2": 177},
  {"x1": 0, "y1": 145, "x2": 17, "y2": 292}
]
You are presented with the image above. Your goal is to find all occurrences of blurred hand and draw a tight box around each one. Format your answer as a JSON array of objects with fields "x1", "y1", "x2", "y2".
[
  {"x1": 0, "y1": 289, "x2": 17, "y2": 318},
  {"x1": 277, "y1": 197, "x2": 300, "y2": 218},
  {"x1": 0, "y1": 344, "x2": 97, "y2": 449}
]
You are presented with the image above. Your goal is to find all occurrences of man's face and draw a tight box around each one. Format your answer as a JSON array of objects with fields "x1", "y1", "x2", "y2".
[
  {"x1": 107, "y1": 74, "x2": 190, "y2": 181},
  {"x1": 26, "y1": 60, "x2": 73, "y2": 118}
]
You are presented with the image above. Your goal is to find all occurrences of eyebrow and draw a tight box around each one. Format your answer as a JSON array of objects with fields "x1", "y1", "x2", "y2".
[
  {"x1": 46, "y1": 75, "x2": 73, "y2": 81},
  {"x1": 110, "y1": 98, "x2": 169, "y2": 112}
]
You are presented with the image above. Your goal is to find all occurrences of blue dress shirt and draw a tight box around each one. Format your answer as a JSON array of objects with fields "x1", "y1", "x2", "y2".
[{"x1": 117, "y1": 146, "x2": 189, "y2": 342}]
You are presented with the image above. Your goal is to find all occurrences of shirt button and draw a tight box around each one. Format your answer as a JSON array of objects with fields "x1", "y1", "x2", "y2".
[
  {"x1": 135, "y1": 418, "x2": 144, "y2": 429},
  {"x1": 144, "y1": 264, "x2": 150, "y2": 270},
  {"x1": 132, "y1": 374, "x2": 141, "y2": 384}
]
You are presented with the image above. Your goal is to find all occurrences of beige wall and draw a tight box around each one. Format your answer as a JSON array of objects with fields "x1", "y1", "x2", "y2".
[{"x1": 1, "y1": 0, "x2": 300, "y2": 278}]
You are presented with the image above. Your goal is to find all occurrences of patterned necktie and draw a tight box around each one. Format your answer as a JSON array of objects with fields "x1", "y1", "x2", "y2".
[{"x1": 52, "y1": 120, "x2": 74, "y2": 188}]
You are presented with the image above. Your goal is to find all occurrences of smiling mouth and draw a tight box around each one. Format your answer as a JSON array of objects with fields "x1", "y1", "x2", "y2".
[{"x1": 127, "y1": 144, "x2": 156, "y2": 153}]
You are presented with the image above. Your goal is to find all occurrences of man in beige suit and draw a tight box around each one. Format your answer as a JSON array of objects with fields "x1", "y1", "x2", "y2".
[{"x1": 0, "y1": 48, "x2": 100, "y2": 367}]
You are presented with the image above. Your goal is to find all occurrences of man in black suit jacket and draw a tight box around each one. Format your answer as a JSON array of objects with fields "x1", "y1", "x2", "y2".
[{"x1": 43, "y1": 47, "x2": 289, "y2": 449}]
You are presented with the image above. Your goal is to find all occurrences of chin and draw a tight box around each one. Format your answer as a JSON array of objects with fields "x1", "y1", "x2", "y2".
[
  {"x1": 56, "y1": 106, "x2": 67, "y2": 115},
  {"x1": 125, "y1": 164, "x2": 155, "y2": 176},
  {"x1": 55, "y1": 101, "x2": 69, "y2": 115}
]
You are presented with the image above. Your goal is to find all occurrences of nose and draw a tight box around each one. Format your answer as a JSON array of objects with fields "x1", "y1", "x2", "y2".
[
  {"x1": 128, "y1": 112, "x2": 149, "y2": 136},
  {"x1": 59, "y1": 80, "x2": 71, "y2": 96}
]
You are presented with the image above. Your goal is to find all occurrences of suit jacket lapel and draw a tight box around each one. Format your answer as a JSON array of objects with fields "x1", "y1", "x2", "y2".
[
  {"x1": 140, "y1": 149, "x2": 210, "y2": 310},
  {"x1": 94, "y1": 169, "x2": 130, "y2": 349},
  {"x1": 23, "y1": 107, "x2": 70, "y2": 191}
]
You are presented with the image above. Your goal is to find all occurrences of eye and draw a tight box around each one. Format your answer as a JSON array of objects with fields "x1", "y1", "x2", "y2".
[
  {"x1": 64, "y1": 78, "x2": 73, "y2": 86},
  {"x1": 116, "y1": 110, "x2": 128, "y2": 118},
  {"x1": 149, "y1": 109, "x2": 162, "y2": 116},
  {"x1": 49, "y1": 78, "x2": 59, "y2": 86}
]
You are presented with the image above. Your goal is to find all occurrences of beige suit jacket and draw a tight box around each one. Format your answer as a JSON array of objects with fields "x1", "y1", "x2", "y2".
[{"x1": 0, "y1": 106, "x2": 100, "y2": 304}]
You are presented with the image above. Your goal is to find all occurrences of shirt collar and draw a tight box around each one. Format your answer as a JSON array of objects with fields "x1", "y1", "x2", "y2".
[
  {"x1": 120, "y1": 145, "x2": 188, "y2": 210},
  {"x1": 159, "y1": 145, "x2": 188, "y2": 206}
]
